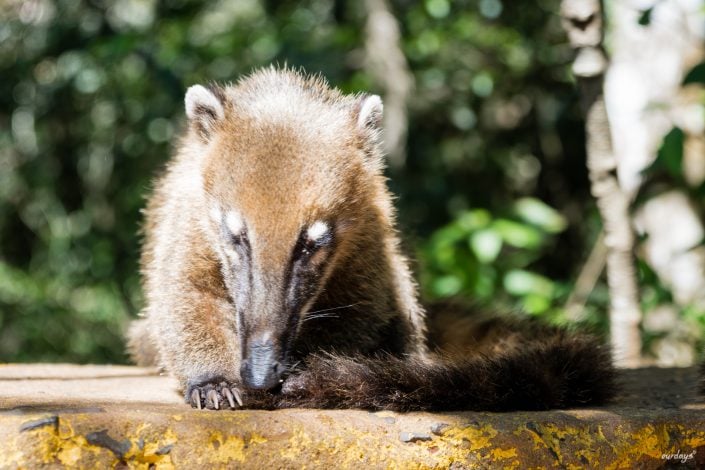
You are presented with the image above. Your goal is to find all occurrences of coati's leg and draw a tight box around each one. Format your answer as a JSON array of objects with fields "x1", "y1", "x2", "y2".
[{"x1": 143, "y1": 288, "x2": 263, "y2": 410}]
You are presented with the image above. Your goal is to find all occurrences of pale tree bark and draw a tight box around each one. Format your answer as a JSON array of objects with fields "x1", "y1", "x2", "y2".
[
  {"x1": 605, "y1": 0, "x2": 705, "y2": 356},
  {"x1": 363, "y1": 0, "x2": 414, "y2": 168},
  {"x1": 561, "y1": 0, "x2": 643, "y2": 367}
]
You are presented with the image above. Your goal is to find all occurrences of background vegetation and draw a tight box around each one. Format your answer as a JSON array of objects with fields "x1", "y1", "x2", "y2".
[{"x1": 1, "y1": 0, "x2": 703, "y2": 364}]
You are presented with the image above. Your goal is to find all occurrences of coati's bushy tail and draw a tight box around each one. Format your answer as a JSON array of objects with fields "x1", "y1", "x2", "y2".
[{"x1": 278, "y1": 330, "x2": 616, "y2": 411}]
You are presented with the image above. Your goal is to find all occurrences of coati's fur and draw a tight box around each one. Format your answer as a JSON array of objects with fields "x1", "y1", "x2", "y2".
[{"x1": 127, "y1": 67, "x2": 616, "y2": 411}]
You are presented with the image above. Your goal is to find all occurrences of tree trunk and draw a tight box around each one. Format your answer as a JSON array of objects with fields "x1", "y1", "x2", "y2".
[
  {"x1": 561, "y1": 0, "x2": 643, "y2": 367},
  {"x1": 363, "y1": 0, "x2": 414, "y2": 168},
  {"x1": 605, "y1": 0, "x2": 705, "y2": 317}
]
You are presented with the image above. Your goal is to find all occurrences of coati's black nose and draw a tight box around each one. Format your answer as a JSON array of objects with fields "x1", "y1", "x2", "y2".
[{"x1": 240, "y1": 338, "x2": 284, "y2": 390}]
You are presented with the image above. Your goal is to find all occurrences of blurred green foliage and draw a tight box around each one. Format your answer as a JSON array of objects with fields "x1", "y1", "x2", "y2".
[
  {"x1": 0, "y1": 0, "x2": 604, "y2": 363},
  {"x1": 419, "y1": 197, "x2": 568, "y2": 316},
  {"x1": 1, "y1": 0, "x2": 699, "y2": 364}
]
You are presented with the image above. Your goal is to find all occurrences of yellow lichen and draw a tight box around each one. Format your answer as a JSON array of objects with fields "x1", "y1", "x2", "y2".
[
  {"x1": 2, "y1": 403, "x2": 704, "y2": 468},
  {"x1": 123, "y1": 425, "x2": 176, "y2": 468},
  {"x1": 491, "y1": 447, "x2": 517, "y2": 460},
  {"x1": 207, "y1": 431, "x2": 247, "y2": 464},
  {"x1": 56, "y1": 439, "x2": 85, "y2": 467},
  {"x1": 281, "y1": 427, "x2": 314, "y2": 461},
  {"x1": 606, "y1": 424, "x2": 666, "y2": 469},
  {"x1": 249, "y1": 433, "x2": 268, "y2": 445},
  {"x1": 442, "y1": 423, "x2": 498, "y2": 451},
  {"x1": 19, "y1": 416, "x2": 106, "y2": 467}
]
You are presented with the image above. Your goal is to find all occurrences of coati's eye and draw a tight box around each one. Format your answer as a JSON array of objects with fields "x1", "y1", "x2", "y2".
[
  {"x1": 230, "y1": 232, "x2": 246, "y2": 246},
  {"x1": 300, "y1": 239, "x2": 316, "y2": 257},
  {"x1": 297, "y1": 238, "x2": 315, "y2": 259}
]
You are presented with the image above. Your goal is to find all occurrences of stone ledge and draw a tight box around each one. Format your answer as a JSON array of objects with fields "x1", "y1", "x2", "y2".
[{"x1": 1, "y1": 364, "x2": 704, "y2": 468}]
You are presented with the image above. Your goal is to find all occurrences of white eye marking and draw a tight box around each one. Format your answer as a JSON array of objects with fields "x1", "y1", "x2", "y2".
[
  {"x1": 225, "y1": 211, "x2": 243, "y2": 235},
  {"x1": 307, "y1": 221, "x2": 329, "y2": 242}
]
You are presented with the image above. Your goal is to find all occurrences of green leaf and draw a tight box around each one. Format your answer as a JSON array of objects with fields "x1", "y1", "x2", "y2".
[
  {"x1": 469, "y1": 229, "x2": 502, "y2": 263},
  {"x1": 431, "y1": 242, "x2": 460, "y2": 270},
  {"x1": 425, "y1": 0, "x2": 450, "y2": 19},
  {"x1": 503, "y1": 269, "x2": 555, "y2": 297},
  {"x1": 522, "y1": 293, "x2": 552, "y2": 314},
  {"x1": 514, "y1": 197, "x2": 567, "y2": 233},
  {"x1": 683, "y1": 62, "x2": 705, "y2": 85},
  {"x1": 638, "y1": 8, "x2": 653, "y2": 26},
  {"x1": 432, "y1": 275, "x2": 463, "y2": 297},
  {"x1": 492, "y1": 219, "x2": 543, "y2": 249},
  {"x1": 456, "y1": 209, "x2": 492, "y2": 232},
  {"x1": 657, "y1": 127, "x2": 684, "y2": 178}
]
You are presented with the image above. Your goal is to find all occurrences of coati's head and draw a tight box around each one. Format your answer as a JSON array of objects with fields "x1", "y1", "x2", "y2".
[{"x1": 183, "y1": 68, "x2": 391, "y2": 390}]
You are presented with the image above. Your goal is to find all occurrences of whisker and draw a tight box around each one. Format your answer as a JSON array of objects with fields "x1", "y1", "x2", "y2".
[
  {"x1": 302, "y1": 312, "x2": 340, "y2": 323},
  {"x1": 305, "y1": 302, "x2": 361, "y2": 317},
  {"x1": 301, "y1": 302, "x2": 364, "y2": 323}
]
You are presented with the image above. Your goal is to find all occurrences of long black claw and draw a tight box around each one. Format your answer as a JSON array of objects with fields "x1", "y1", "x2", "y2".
[
  {"x1": 191, "y1": 389, "x2": 202, "y2": 410},
  {"x1": 223, "y1": 387, "x2": 236, "y2": 409}
]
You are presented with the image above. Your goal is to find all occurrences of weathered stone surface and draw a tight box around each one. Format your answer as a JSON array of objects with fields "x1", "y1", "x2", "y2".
[{"x1": 0, "y1": 364, "x2": 704, "y2": 468}]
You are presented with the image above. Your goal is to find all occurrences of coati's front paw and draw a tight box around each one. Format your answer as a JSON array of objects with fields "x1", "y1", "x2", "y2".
[{"x1": 186, "y1": 379, "x2": 244, "y2": 410}]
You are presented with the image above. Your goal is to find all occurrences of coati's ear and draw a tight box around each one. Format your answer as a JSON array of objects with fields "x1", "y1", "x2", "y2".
[
  {"x1": 185, "y1": 84, "x2": 226, "y2": 141},
  {"x1": 356, "y1": 94, "x2": 383, "y2": 131}
]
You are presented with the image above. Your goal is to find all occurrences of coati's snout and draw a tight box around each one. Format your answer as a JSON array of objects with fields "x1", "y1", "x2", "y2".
[
  {"x1": 240, "y1": 335, "x2": 285, "y2": 390},
  {"x1": 204, "y1": 206, "x2": 341, "y2": 391}
]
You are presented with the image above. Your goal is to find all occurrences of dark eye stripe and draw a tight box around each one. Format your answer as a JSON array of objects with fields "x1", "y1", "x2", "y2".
[{"x1": 230, "y1": 231, "x2": 247, "y2": 246}]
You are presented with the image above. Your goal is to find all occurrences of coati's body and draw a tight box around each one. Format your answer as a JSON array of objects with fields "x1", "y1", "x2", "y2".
[{"x1": 128, "y1": 67, "x2": 615, "y2": 411}]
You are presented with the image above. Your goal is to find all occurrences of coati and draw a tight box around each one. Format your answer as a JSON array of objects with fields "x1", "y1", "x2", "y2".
[{"x1": 127, "y1": 67, "x2": 616, "y2": 411}]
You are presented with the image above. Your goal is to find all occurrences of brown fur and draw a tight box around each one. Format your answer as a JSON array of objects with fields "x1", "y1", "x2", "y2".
[
  {"x1": 278, "y1": 332, "x2": 614, "y2": 411},
  {"x1": 128, "y1": 66, "x2": 616, "y2": 411}
]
